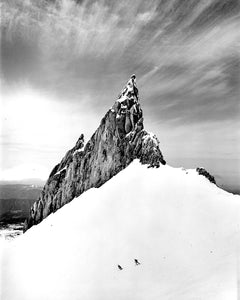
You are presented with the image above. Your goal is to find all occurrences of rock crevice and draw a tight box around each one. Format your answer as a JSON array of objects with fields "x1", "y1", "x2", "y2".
[{"x1": 25, "y1": 75, "x2": 166, "y2": 230}]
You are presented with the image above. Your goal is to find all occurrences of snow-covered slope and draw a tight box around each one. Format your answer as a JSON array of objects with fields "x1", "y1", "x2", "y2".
[{"x1": 2, "y1": 161, "x2": 240, "y2": 300}]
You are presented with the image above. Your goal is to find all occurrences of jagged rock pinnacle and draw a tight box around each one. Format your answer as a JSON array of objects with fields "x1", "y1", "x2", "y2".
[
  {"x1": 25, "y1": 75, "x2": 166, "y2": 231},
  {"x1": 113, "y1": 74, "x2": 142, "y2": 138}
]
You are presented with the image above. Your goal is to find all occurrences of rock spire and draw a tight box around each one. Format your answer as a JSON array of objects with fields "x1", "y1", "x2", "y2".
[{"x1": 25, "y1": 75, "x2": 166, "y2": 230}]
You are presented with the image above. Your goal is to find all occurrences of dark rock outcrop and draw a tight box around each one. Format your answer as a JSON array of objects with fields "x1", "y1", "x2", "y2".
[
  {"x1": 196, "y1": 167, "x2": 216, "y2": 184},
  {"x1": 25, "y1": 75, "x2": 166, "y2": 230}
]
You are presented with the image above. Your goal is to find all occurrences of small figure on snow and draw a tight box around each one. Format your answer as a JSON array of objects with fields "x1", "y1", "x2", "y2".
[
  {"x1": 118, "y1": 265, "x2": 123, "y2": 270},
  {"x1": 134, "y1": 259, "x2": 140, "y2": 266}
]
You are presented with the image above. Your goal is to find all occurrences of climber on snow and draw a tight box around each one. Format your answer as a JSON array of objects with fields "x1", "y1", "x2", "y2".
[{"x1": 134, "y1": 259, "x2": 140, "y2": 266}]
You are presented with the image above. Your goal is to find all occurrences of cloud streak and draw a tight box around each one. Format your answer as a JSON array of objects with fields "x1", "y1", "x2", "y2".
[
  {"x1": 1, "y1": 1, "x2": 239, "y2": 114},
  {"x1": 1, "y1": 0, "x2": 240, "y2": 192}
]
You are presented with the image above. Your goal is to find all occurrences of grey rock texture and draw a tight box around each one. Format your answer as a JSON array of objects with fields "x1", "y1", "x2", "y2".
[
  {"x1": 196, "y1": 167, "x2": 216, "y2": 184},
  {"x1": 25, "y1": 75, "x2": 166, "y2": 230}
]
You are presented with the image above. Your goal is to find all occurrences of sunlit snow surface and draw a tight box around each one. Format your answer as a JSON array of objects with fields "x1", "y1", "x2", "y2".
[{"x1": 2, "y1": 161, "x2": 240, "y2": 300}]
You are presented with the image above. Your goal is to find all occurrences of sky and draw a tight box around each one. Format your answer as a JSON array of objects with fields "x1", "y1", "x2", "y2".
[{"x1": 0, "y1": 0, "x2": 240, "y2": 193}]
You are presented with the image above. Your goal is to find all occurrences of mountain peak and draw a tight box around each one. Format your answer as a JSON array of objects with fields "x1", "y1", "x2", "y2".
[
  {"x1": 25, "y1": 75, "x2": 166, "y2": 230},
  {"x1": 111, "y1": 74, "x2": 143, "y2": 139},
  {"x1": 117, "y1": 74, "x2": 138, "y2": 100}
]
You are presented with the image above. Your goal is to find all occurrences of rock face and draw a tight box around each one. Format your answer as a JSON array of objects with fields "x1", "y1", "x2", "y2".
[
  {"x1": 196, "y1": 167, "x2": 216, "y2": 184},
  {"x1": 25, "y1": 75, "x2": 166, "y2": 230}
]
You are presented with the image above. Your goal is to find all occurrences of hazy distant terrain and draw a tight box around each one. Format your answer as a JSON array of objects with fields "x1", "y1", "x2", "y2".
[{"x1": 0, "y1": 184, "x2": 42, "y2": 225}]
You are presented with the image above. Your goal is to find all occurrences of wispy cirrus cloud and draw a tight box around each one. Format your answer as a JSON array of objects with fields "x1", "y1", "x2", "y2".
[
  {"x1": 2, "y1": 0, "x2": 239, "y2": 115},
  {"x1": 1, "y1": 0, "x2": 240, "y2": 191}
]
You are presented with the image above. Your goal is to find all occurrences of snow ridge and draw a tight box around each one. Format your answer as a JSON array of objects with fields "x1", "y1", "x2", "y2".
[{"x1": 3, "y1": 160, "x2": 240, "y2": 300}]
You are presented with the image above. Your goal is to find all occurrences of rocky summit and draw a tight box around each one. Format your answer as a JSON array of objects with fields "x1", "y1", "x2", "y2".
[{"x1": 25, "y1": 75, "x2": 166, "y2": 230}]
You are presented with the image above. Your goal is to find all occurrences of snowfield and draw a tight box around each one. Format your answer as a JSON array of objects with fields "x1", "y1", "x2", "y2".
[{"x1": 2, "y1": 160, "x2": 240, "y2": 300}]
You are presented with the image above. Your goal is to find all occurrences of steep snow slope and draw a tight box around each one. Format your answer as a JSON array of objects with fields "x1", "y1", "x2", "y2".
[{"x1": 2, "y1": 161, "x2": 240, "y2": 300}]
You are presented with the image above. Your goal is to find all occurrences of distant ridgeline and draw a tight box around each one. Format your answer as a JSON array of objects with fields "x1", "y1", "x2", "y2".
[
  {"x1": 25, "y1": 75, "x2": 166, "y2": 230},
  {"x1": 0, "y1": 184, "x2": 41, "y2": 225}
]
